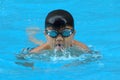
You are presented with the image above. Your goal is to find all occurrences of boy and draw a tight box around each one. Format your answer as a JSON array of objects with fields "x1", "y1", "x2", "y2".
[{"x1": 30, "y1": 9, "x2": 89, "y2": 53}]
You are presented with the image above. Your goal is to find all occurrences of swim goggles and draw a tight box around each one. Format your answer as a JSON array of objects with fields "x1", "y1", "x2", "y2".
[{"x1": 45, "y1": 29, "x2": 74, "y2": 38}]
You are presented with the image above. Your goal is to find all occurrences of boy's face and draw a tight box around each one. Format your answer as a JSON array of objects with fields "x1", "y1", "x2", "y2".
[{"x1": 45, "y1": 26, "x2": 75, "y2": 50}]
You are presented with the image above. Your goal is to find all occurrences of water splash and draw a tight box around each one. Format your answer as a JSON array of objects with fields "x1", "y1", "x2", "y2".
[
  {"x1": 15, "y1": 45, "x2": 102, "y2": 69},
  {"x1": 16, "y1": 45, "x2": 102, "y2": 62}
]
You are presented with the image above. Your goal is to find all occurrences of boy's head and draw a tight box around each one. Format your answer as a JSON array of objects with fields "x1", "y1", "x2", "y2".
[
  {"x1": 45, "y1": 9, "x2": 74, "y2": 30},
  {"x1": 44, "y1": 9, "x2": 75, "y2": 50}
]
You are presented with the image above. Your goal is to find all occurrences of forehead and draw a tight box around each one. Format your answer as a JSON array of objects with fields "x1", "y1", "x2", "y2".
[{"x1": 46, "y1": 26, "x2": 73, "y2": 30}]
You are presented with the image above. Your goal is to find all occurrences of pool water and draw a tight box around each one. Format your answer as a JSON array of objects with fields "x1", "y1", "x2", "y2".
[{"x1": 0, "y1": 0, "x2": 120, "y2": 80}]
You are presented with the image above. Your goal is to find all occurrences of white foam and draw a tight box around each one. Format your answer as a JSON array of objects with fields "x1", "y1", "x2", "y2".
[{"x1": 17, "y1": 45, "x2": 102, "y2": 63}]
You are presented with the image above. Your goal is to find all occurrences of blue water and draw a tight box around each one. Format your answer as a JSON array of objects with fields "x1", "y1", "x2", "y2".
[{"x1": 0, "y1": 0, "x2": 120, "y2": 80}]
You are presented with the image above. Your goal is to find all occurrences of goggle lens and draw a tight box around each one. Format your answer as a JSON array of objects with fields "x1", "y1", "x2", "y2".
[{"x1": 46, "y1": 29, "x2": 73, "y2": 38}]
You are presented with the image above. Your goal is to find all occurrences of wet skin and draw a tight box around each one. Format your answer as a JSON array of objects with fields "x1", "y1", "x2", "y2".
[{"x1": 30, "y1": 26, "x2": 89, "y2": 53}]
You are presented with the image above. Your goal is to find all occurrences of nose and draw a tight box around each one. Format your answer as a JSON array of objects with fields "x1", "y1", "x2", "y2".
[{"x1": 56, "y1": 34, "x2": 63, "y2": 42}]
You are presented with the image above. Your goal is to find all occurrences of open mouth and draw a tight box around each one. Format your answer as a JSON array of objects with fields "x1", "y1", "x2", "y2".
[{"x1": 55, "y1": 44, "x2": 64, "y2": 50}]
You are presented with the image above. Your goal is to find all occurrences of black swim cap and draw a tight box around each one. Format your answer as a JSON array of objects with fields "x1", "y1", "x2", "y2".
[{"x1": 45, "y1": 9, "x2": 74, "y2": 30}]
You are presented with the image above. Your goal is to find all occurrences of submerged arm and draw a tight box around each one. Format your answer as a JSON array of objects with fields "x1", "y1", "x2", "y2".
[{"x1": 26, "y1": 27, "x2": 44, "y2": 45}]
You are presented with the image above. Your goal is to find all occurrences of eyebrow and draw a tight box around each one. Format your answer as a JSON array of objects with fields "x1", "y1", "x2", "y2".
[{"x1": 46, "y1": 26, "x2": 73, "y2": 30}]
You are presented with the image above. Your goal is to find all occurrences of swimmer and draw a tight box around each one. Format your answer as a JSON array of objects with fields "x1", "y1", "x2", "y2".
[{"x1": 30, "y1": 9, "x2": 90, "y2": 53}]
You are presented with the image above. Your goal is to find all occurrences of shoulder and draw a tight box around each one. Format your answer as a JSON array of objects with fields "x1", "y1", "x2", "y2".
[{"x1": 72, "y1": 40, "x2": 89, "y2": 50}]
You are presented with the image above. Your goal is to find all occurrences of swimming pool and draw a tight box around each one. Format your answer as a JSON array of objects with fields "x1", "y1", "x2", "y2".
[{"x1": 0, "y1": 0, "x2": 120, "y2": 80}]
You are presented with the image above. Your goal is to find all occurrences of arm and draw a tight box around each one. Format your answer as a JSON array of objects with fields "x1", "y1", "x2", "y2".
[
  {"x1": 30, "y1": 43, "x2": 51, "y2": 53},
  {"x1": 29, "y1": 36, "x2": 44, "y2": 45},
  {"x1": 26, "y1": 27, "x2": 44, "y2": 45}
]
